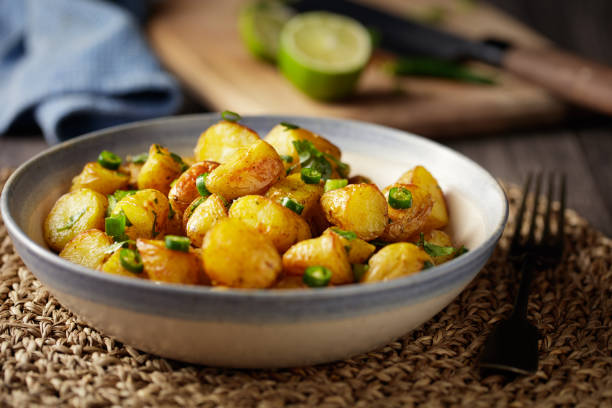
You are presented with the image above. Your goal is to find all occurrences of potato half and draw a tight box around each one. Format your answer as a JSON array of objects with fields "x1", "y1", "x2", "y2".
[
  {"x1": 59, "y1": 229, "x2": 113, "y2": 269},
  {"x1": 70, "y1": 162, "x2": 129, "y2": 195},
  {"x1": 379, "y1": 183, "x2": 432, "y2": 242},
  {"x1": 136, "y1": 239, "x2": 203, "y2": 284},
  {"x1": 194, "y1": 120, "x2": 260, "y2": 163},
  {"x1": 397, "y1": 165, "x2": 449, "y2": 230},
  {"x1": 362, "y1": 243, "x2": 432, "y2": 283}
]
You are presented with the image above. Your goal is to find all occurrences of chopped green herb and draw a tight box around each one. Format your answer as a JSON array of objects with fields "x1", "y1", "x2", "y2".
[
  {"x1": 416, "y1": 232, "x2": 461, "y2": 257},
  {"x1": 280, "y1": 122, "x2": 299, "y2": 130},
  {"x1": 103, "y1": 240, "x2": 135, "y2": 254},
  {"x1": 185, "y1": 197, "x2": 206, "y2": 220},
  {"x1": 281, "y1": 197, "x2": 304, "y2": 215},
  {"x1": 324, "y1": 178, "x2": 348, "y2": 193},
  {"x1": 292, "y1": 140, "x2": 333, "y2": 180},
  {"x1": 168, "y1": 203, "x2": 176, "y2": 220},
  {"x1": 57, "y1": 208, "x2": 87, "y2": 232},
  {"x1": 331, "y1": 228, "x2": 357, "y2": 240},
  {"x1": 280, "y1": 155, "x2": 294, "y2": 163},
  {"x1": 454, "y1": 246, "x2": 469, "y2": 257},
  {"x1": 151, "y1": 211, "x2": 158, "y2": 237},
  {"x1": 221, "y1": 110, "x2": 241, "y2": 122},
  {"x1": 131, "y1": 153, "x2": 148, "y2": 164},
  {"x1": 422, "y1": 260, "x2": 435, "y2": 270},
  {"x1": 323, "y1": 153, "x2": 351, "y2": 178},
  {"x1": 196, "y1": 173, "x2": 211, "y2": 197},
  {"x1": 105, "y1": 213, "x2": 128, "y2": 242}
]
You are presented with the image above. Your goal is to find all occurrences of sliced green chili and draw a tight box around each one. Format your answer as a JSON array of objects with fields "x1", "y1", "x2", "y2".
[
  {"x1": 300, "y1": 167, "x2": 321, "y2": 184},
  {"x1": 97, "y1": 150, "x2": 122, "y2": 170},
  {"x1": 352, "y1": 263, "x2": 369, "y2": 282},
  {"x1": 303, "y1": 265, "x2": 332, "y2": 287},
  {"x1": 164, "y1": 235, "x2": 191, "y2": 252},
  {"x1": 196, "y1": 173, "x2": 210, "y2": 197},
  {"x1": 388, "y1": 187, "x2": 413, "y2": 209},
  {"x1": 130, "y1": 153, "x2": 148, "y2": 164},
  {"x1": 221, "y1": 110, "x2": 241, "y2": 122},
  {"x1": 280, "y1": 155, "x2": 294, "y2": 163},
  {"x1": 280, "y1": 122, "x2": 299, "y2": 130},
  {"x1": 324, "y1": 179, "x2": 348, "y2": 193},
  {"x1": 119, "y1": 248, "x2": 143, "y2": 273},
  {"x1": 281, "y1": 197, "x2": 304, "y2": 215}
]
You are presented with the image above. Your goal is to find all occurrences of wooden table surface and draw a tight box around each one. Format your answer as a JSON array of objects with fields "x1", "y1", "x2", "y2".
[{"x1": 1, "y1": 0, "x2": 611, "y2": 236}]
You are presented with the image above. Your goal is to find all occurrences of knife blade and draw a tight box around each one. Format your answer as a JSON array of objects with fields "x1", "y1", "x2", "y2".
[{"x1": 293, "y1": 0, "x2": 612, "y2": 116}]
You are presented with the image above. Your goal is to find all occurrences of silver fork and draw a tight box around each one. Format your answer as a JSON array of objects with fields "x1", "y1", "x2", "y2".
[{"x1": 479, "y1": 172, "x2": 566, "y2": 377}]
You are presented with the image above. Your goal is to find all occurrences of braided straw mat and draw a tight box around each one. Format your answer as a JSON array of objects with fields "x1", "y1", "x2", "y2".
[{"x1": 1, "y1": 168, "x2": 611, "y2": 407}]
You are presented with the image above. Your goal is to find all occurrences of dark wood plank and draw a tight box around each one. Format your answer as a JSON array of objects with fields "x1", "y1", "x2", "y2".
[{"x1": 445, "y1": 130, "x2": 612, "y2": 236}]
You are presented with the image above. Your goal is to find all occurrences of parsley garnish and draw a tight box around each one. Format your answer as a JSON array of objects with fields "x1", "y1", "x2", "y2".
[
  {"x1": 57, "y1": 208, "x2": 87, "y2": 231},
  {"x1": 131, "y1": 153, "x2": 148, "y2": 164},
  {"x1": 281, "y1": 122, "x2": 299, "y2": 131},
  {"x1": 417, "y1": 232, "x2": 468, "y2": 257},
  {"x1": 331, "y1": 227, "x2": 357, "y2": 240},
  {"x1": 292, "y1": 140, "x2": 333, "y2": 180}
]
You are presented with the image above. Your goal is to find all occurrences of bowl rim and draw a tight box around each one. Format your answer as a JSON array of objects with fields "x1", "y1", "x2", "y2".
[{"x1": 1, "y1": 113, "x2": 508, "y2": 304}]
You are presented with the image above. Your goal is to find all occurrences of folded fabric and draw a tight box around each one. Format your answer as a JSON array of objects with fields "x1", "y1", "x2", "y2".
[{"x1": 0, "y1": 0, "x2": 182, "y2": 144}]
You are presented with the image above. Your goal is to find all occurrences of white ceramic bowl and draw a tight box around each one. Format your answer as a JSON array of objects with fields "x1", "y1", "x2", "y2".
[{"x1": 1, "y1": 114, "x2": 507, "y2": 368}]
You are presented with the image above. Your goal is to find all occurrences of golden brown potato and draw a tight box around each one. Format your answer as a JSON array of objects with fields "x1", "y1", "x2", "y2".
[
  {"x1": 44, "y1": 188, "x2": 108, "y2": 252},
  {"x1": 59, "y1": 229, "x2": 113, "y2": 269},
  {"x1": 320, "y1": 184, "x2": 388, "y2": 241},
  {"x1": 397, "y1": 165, "x2": 449, "y2": 230},
  {"x1": 362, "y1": 243, "x2": 432, "y2": 283},
  {"x1": 186, "y1": 194, "x2": 228, "y2": 247},
  {"x1": 70, "y1": 162, "x2": 129, "y2": 195},
  {"x1": 100, "y1": 247, "x2": 144, "y2": 279},
  {"x1": 168, "y1": 161, "x2": 220, "y2": 216},
  {"x1": 379, "y1": 183, "x2": 433, "y2": 242},
  {"x1": 264, "y1": 124, "x2": 341, "y2": 174},
  {"x1": 136, "y1": 239, "x2": 203, "y2": 284},
  {"x1": 111, "y1": 189, "x2": 169, "y2": 240},
  {"x1": 323, "y1": 227, "x2": 375, "y2": 264},
  {"x1": 137, "y1": 144, "x2": 185, "y2": 195},
  {"x1": 282, "y1": 233, "x2": 352, "y2": 285},
  {"x1": 265, "y1": 173, "x2": 323, "y2": 218},
  {"x1": 165, "y1": 202, "x2": 185, "y2": 236},
  {"x1": 205, "y1": 140, "x2": 284, "y2": 200},
  {"x1": 229, "y1": 195, "x2": 311, "y2": 253},
  {"x1": 194, "y1": 120, "x2": 260, "y2": 163},
  {"x1": 203, "y1": 218, "x2": 281, "y2": 288}
]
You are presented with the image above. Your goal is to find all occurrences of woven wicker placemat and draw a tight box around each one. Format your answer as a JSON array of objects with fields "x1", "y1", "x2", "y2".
[{"x1": 1, "y1": 168, "x2": 611, "y2": 407}]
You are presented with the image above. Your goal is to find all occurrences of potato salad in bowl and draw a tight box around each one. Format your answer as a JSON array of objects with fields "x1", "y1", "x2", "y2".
[{"x1": 43, "y1": 111, "x2": 467, "y2": 289}]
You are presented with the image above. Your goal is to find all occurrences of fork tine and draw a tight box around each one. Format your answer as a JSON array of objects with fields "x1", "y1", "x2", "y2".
[
  {"x1": 510, "y1": 173, "x2": 533, "y2": 256},
  {"x1": 541, "y1": 173, "x2": 555, "y2": 243},
  {"x1": 525, "y1": 173, "x2": 543, "y2": 247}
]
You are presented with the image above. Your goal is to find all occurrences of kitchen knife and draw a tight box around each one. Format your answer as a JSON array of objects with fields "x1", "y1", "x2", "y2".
[{"x1": 294, "y1": 0, "x2": 612, "y2": 115}]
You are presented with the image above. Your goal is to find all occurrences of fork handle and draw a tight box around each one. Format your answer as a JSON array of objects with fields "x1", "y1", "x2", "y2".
[{"x1": 512, "y1": 256, "x2": 536, "y2": 319}]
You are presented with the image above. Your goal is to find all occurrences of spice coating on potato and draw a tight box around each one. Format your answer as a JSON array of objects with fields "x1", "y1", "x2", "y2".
[
  {"x1": 59, "y1": 229, "x2": 113, "y2": 269},
  {"x1": 100, "y1": 248, "x2": 143, "y2": 279},
  {"x1": 194, "y1": 120, "x2": 260, "y2": 163},
  {"x1": 265, "y1": 173, "x2": 323, "y2": 218},
  {"x1": 111, "y1": 189, "x2": 169, "y2": 240},
  {"x1": 137, "y1": 144, "x2": 184, "y2": 195},
  {"x1": 397, "y1": 165, "x2": 449, "y2": 230},
  {"x1": 44, "y1": 188, "x2": 108, "y2": 252},
  {"x1": 186, "y1": 194, "x2": 228, "y2": 247},
  {"x1": 229, "y1": 195, "x2": 311, "y2": 253},
  {"x1": 282, "y1": 233, "x2": 352, "y2": 285},
  {"x1": 205, "y1": 140, "x2": 284, "y2": 200},
  {"x1": 320, "y1": 184, "x2": 388, "y2": 241},
  {"x1": 136, "y1": 239, "x2": 203, "y2": 284},
  {"x1": 362, "y1": 243, "x2": 432, "y2": 283},
  {"x1": 323, "y1": 228, "x2": 375, "y2": 264},
  {"x1": 168, "y1": 161, "x2": 220, "y2": 216},
  {"x1": 379, "y1": 183, "x2": 433, "y2": 242},
  {"x1": 264, "y1": 124, "x2": 341, "y2": 174},
  {"x1": 70, "y1": 162, "x2": 129, "y2": 195},
  {"x1": 203, "y1": 218, "x2": 281, "y2": 288}
]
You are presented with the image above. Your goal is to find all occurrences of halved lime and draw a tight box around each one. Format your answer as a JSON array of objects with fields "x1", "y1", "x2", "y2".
[
  {"x1": 278, "y1": 12, "x2": 372, "y2": 101},
  {"x1": 238, "y1": 0, "x2": 294, "y2": 63}
]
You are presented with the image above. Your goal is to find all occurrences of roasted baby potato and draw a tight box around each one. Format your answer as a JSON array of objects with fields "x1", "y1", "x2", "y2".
[
  {"x1": 205, "y1": 140, "x2": 284, "y2": 200},
  {"x1": 185, "y1": 194, "x2": 228, "y2": 247},
  {"x1": 203, "y1": 218, "x2": 281, "y2": 288},
  {"x1": 136, "y1": 239, "x2": 203, "y2": 284},
  {"x1": 272, "y1": 275, "x2": 308, "y2": 289},
  {"x1": 362, "y1": 243, "x2": 432, "y2": 283},
  {"x1": 416, "y1": 229, "x2": 455, "y2": 265},
  {"x1": 100, "y1": 247, "x2": 143, "y2": 278},
  {"x1": 111, "y1": 189, "x2": 169, "y2": 240},
  {"x1": 137, "y1": 144, "x2": 185, "y2": 195},
  {"x1": 70, "y1": 162, "x2": 129, "y2": 195},
  {"x1": 229, "y1": 195, "x2": 311, "y2": 253},
  {"x1": 323, "y1": 227, "x2": 375, "y2": 264},
  {"x1": 397, "y1": 165, "x2": 449, "y2": 230},
  {"x1": 265, "y1": 173, "x2": 323, "y2": 218},
  {"x1": 379, "y1": 183, "x2": 433, "y2": 242},
  {"x1": 264, "y1": 124, "x2": 341, "y2": 174},
  {"x1": 320, "y1": 184, "x2": 388, "y2": 241},
  {"x1": 44, "y1": 188, "x2": 108, "y2": 252},
  {"x1": 168, "y1": 161, "x2": 220, "y2": 216},
  {"x1": 282, "y1": 232, "x2": 352, "y2": 285},
  {"x1": 59, "y1": 229, "x2": 113, "y2": 269},
  {"x1": 194, "y1": 120, "x2": 260, "y2": 163}
]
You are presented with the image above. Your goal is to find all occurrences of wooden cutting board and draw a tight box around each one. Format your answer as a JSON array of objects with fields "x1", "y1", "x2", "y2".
[{"x1": 147, "y1": 0, "x2": 568, "y2": 138}]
